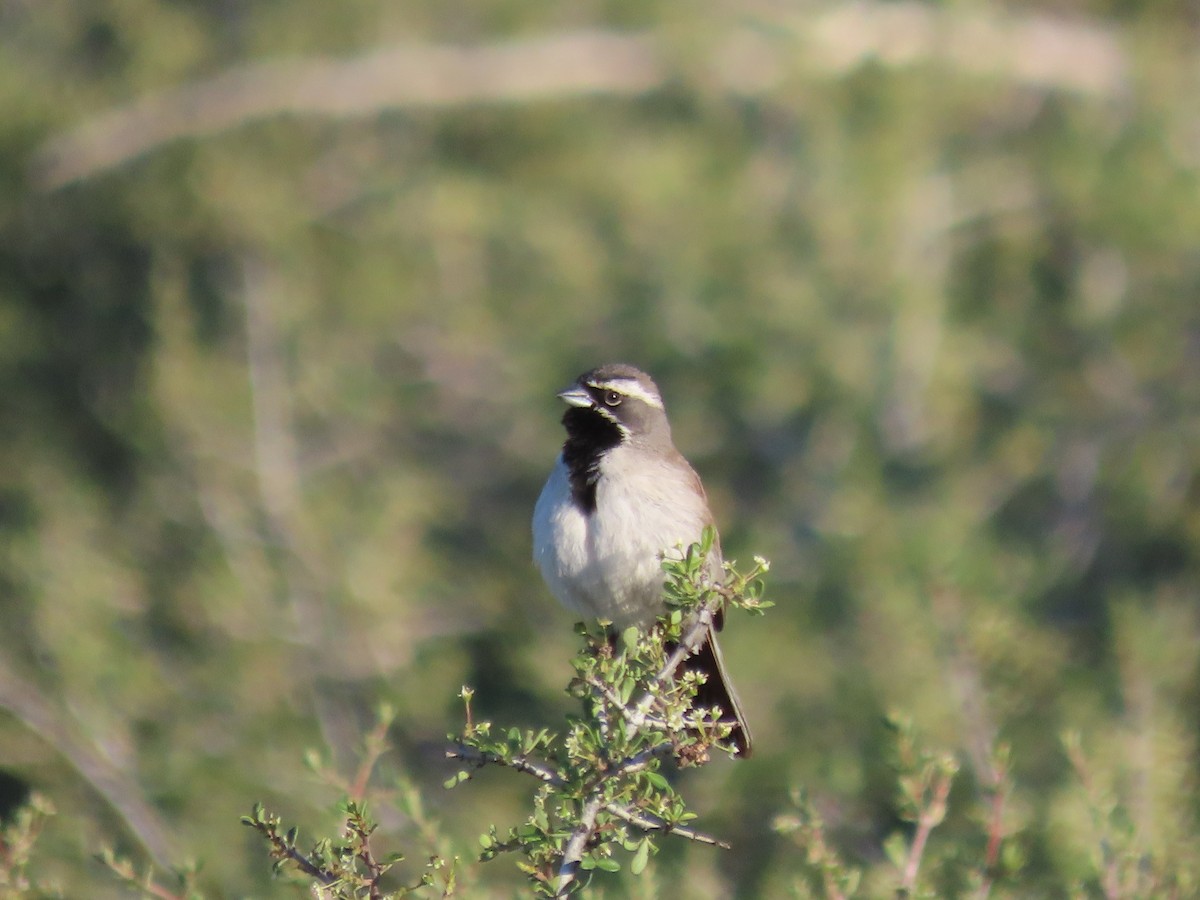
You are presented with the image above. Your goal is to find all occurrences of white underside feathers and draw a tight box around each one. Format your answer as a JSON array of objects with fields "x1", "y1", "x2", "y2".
[{"x1": 532, "y1": 447, "x2": 715, "y2": 626}]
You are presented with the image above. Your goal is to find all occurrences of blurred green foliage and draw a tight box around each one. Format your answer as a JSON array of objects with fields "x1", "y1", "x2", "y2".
[{"x1": 0, "y1": 0, "x2": 1198, "y2": 896}]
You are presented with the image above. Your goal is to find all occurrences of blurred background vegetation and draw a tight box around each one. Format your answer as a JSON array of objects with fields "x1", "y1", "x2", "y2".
[{"x1": 1, "y1": 0, "x2": 1198, "y2": 896}]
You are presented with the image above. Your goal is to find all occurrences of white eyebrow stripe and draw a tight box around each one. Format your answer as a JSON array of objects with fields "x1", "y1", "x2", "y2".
[{"x1": 588, "y1": 378, "x2": 664, "y2": 409}]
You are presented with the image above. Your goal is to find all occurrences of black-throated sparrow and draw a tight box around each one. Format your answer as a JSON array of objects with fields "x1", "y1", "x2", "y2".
[{"x1": 532, "y1": 364, "x2": 752, "y2": 757}]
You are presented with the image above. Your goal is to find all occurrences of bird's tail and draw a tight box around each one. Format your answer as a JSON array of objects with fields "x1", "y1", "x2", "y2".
[{"x1": 686, "y1": 625, "x2": 752, "y2": 758}]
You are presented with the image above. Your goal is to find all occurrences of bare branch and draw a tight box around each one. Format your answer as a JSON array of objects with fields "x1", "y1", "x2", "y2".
[{"x1": 555, "y1": 795, "x2": 604, "y2": 898}]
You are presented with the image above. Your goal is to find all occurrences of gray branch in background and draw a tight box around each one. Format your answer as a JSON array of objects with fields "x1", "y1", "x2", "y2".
[
  {"x1": 0, "y1": 657, "x2": 176, "y2": 868},
  {"x1": 33, "y1": 5, "x2": 1128, "y2": 189},
  {"x1": 32, "y1": 31, "x2": 662, "y2": 189}
]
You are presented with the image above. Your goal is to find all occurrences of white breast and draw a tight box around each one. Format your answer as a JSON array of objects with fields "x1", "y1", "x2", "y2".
[{"x1": 532, "y1": 448, "x2": 714, "y2": 626}]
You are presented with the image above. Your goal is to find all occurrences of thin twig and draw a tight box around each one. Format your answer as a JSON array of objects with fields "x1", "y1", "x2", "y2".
[
  {"x1": 592, "y1": 676, "x2": 667, "y2": 732},
  {"x1": 900, "y1": 770, "x2": 953, "y2": 894},
  {"x1": 347, "y1": 815, "x2": 386, "y2": 900},
  {"x1": 258, "y1": 829, "x2": 338, "y2": 886},
  {"x1": 446, "y1": 745, "x2": 562, "y2": 785},
  {"x1": 100, "y1": 853, "x2": 192, "y2": 900},
  {"x1": 348, "y1": 715, "x2": 393, "y2": 803},
  {"x1": 977, "y1": 774, "x2": 1007, "y2": 899},
  {"x1": 603, "y1": 802, "x2": 730, "y2": 849},
  {"x1": 448, "y1": 741, "x2": 660, "y2": 788},
  {"x1": 932, "y1": 588, "x2": 1010, "y2": 899}
]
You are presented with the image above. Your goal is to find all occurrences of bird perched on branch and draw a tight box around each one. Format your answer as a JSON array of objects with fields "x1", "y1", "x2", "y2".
[{"x1": 532, "y1": 363, "x2": 752, "y2": 757}]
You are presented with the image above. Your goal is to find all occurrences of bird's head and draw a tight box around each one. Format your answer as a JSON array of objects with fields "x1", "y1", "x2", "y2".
[{"x1": 557, "y1": 363, "x2": 671, "y2": 445}]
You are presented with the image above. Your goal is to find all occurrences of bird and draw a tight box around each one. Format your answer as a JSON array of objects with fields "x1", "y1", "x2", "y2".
[{"x1": 532, "y1": 363, "x2": 752, "y2": 757}]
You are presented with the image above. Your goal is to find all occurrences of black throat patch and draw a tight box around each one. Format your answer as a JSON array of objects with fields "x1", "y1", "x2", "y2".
[{"x1": 561, "y1": 406, "x2": 623, "y2": 513}]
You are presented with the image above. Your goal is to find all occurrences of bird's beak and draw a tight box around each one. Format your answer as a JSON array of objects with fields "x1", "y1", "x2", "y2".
[{"x1": 557, "y1": 385, "x2": 593, "y2": 408}]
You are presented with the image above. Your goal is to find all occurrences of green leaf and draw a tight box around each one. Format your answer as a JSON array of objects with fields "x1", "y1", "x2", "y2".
[
  {"x1": 619, "y1": 676, "x2": 636, "y2": 705},
  {"x1": 844, "y1": 870, "x2": 862, "y2": 894},
  {"x1": 1002, "y1": 839, "x2": 1025, "y2": 873},
  {"x1": 621, "y1": 626, "x2": 640, "y2": 652},
  {"x1": 643, "y1": 772, "x2": 670, "y2": 791},
  {"x1": 630, "y1": 838, "x2": 650, "y2": 875},
  {"x1": 883, "y1": 832, "x2": 909, "y2": 872}
]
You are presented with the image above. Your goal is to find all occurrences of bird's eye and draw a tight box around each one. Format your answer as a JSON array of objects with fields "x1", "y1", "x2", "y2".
[{"x1": 603, "y1": 390, "x2": 622, "y2": 407}]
